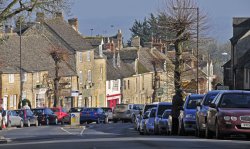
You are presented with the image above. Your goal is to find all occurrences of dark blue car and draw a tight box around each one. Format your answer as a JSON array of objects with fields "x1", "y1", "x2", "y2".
[
  {"x1": 195, "y1": 90, "x2": 223, "y2": 137},
  {"x1": 80, "y1": 108, "x2": 106, "y2": 124},
  {"x1": 178, "y1": 94, "x2": 204, "y2": 135}
]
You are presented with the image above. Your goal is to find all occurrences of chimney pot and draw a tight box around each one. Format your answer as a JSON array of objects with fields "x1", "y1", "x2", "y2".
[
  {"x1": 55, "y1": 12, "x2": 63, "y2": 19},
  {"x1": 5, "y1": 25, "x2": 13, "y2": 34},
  {"x1": 36, "y1": 12, "x2": 44, "y2": 22},
  {"x1": 68, "y1": 18, "x2": 78, "y2": 31}
]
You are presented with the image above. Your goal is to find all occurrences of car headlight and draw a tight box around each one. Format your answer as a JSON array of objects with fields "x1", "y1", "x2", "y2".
[
  {"x1": 231, "y1": 116, "x2": 237, "y2": 121},
  {"x1": 224, "y1": 116, "x2": 231, "y2": 121},
  {"x1": 185, "y1": 114, "x2": 195, "y2": 119}
]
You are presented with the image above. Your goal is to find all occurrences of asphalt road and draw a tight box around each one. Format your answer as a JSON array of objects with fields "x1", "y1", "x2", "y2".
[{"x1": 1, "y1": 122, "x2": 250, "y2": 149}]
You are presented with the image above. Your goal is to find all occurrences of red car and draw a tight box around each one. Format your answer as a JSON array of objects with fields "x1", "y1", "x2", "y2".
[
  {"x1": 206, "y1": 90, "x2": 250, "y2": 139},
  {"x1": 51, "y1": 107, "x2": 70, "y2": 124}
]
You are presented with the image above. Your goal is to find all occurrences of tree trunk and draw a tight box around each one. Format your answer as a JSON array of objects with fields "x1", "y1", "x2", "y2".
[
  {"x1": 174, "y1": 41, "x2": 183, "y2": 94},
  {"x1": 53, "y1": 60, "x2": 60, "y2": 107},
  {"x1": 152, "y1": 61, "x2": 158, "y2": 103}
]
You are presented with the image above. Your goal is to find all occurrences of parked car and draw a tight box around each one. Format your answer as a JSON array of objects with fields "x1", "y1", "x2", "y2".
[
  {"x1": 101, "y1": 107, "x2": 113, "y2": 122},
  {"x1": 51, "y1": 107, "x2": 70, "y2": 124},
  {"x1": 3, "y1": 110, "x2": 24, "y2": 128},
  {"x1": 32, "y1": 108, "x2": 58, "y2": 125},
  {"x1": 195, "y1": 90, "x2": 222, "y2": 137},
  {"x1": 135, "y1": 103, "x2": 158, "y2": 131},
  {"x1": 80, "y1": 107, "x2": 106, "y2": 124},
  {"x1": 154, "y1": 102, "x2": 172, "y2": 134},
  {"x1": 69, "y1": 107, "x2": 84, "y2": 113},
  {"x1": 144, "y1": 107, "x2": 157, "y2": 135},
  {"x1": 139, "y1": 110, "x2": 151, "y2": 135},
  {"x1": 129, "y1": 104, "x2": 144, "y2": 122},
  {"x1": 206, "y1": 90, "x2": 250, "y2": 139},
  {"x1": 113, "y1": 104, "x2": 133, "y2": 123},
  {"x1": 15, "y1": 109, "x2": 38, "y2": 127},
  {"x1": 158, "y1": 109, "x2": 172, "y2": 135},
  {"x1": 178, "y1": 94, "x2": 204, "y2": 135}
]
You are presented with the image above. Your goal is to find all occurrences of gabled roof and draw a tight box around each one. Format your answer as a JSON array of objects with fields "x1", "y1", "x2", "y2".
[
  {"x1": 43, "y1": 18, "x2": 93, "y2": 51},
  {"x1": 106, "y1": 59, "x2": 135, "y2": 80},
  {"x1": 222, "y1": 60, "x2": 231, "y2": 68},
  {"x1": 0, "y1": 35, "x2": 76, "y2": 77},
  {"x1": 138, "y1": 48, "x2": 173, "y2": 72}
]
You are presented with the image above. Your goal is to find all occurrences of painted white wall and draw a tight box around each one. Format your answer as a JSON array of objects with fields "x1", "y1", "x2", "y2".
[{"x1": 106, "y1": 79, "x2": 121, "y2": 106}]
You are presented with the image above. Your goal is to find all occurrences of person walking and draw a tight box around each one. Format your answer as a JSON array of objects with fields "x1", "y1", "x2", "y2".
[{"x1": 171, "y1": 89, "x2": 184, "y2": 135}]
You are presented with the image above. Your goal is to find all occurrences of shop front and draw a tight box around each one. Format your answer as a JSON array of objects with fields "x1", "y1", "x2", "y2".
[{"x1": 107, "y1": 94, "x2": 121, "y2": 109}]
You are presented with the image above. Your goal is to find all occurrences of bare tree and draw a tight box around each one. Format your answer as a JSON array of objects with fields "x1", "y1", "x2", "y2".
[
  {"x1": 0, "y1": 0, "x2": 71, "y2": 23},
  {"x1": 158, "y1": 0, "x2": 207, "y2": 94},
  {"x1": 49, "y1": 46, "x2": 70, "y2": 107}
]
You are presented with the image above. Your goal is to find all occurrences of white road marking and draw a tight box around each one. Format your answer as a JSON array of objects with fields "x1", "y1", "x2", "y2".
[
  {"x1": 80, "y1": 126, "x2": 85, "y2": 136},
  {"x1": 1, "y1": 137, "x2": 250, "y2": 146},
  {"x1": 60, "y1": 127, "x2": 73, "y2": 135}
]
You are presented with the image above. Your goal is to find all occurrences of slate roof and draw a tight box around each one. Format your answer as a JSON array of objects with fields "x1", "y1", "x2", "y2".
[
  {"x1": 44, "y1": 18, "x2": 93, "y2": 51},
  {"x1": 103, "y1": 48, "x2": 138, "y2": 61},
  {"x1": 106, "y1": 59, "x2": 135, "y2": 80},
  {"x1": 84, "y1": 37, "x2": 103, "y2": 47},
  {"x1": 0, "y1": 35, "x2": 76, "y2": 77},
  {"x1": 138, "y1": 48, "x2": 174, "y2": 72}
]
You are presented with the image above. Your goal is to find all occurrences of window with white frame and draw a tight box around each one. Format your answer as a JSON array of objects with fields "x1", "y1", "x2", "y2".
[
  {"x1": 79, "y1": 71, "x2": 83, "y2": 84},
  {"x1": 87, "y1": 51, "x2": 91, "y2": 61},
  {"x1": 9, "y1": 95, "x2": 17, "y2": 108},
  {"x1": 79, "y1": 52, "x2": 83, "y2": 63},
  {"x1": 9, "y1": 74, "x2": 14, "y2": 83},
  {"x1": 87, "y1": 70, "x2": 92, "y2": 83},
  {"x1": 22, "y1": 73, "x2": 27, "y2": 82}
]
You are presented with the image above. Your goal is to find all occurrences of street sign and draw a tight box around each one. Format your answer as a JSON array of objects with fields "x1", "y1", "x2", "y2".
[
  {"x1": 71, "y1": 90, "x2": 79, "y2": 97},
  {"x1": 70, "y1": 112, "x2": 80, "y2": 126}
]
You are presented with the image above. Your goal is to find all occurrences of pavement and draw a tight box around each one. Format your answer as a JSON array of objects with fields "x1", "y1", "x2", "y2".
[{"x1": 0, "y1": 122, "x2": 250, "y2": 148}]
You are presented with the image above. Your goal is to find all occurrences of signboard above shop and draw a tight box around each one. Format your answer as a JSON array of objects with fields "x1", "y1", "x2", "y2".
[{"x1": 71, "y1": 90, "x2": 79, "y2": 97}]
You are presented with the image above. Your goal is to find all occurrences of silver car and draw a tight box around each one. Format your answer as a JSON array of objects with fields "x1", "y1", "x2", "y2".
[
  {"x1": 4, "y1": 110, "x2": 24, "y2": 128},
  {"x1": 102, "y1": 107, "x2": 113, "y2": 122},
  {"x1": 139, "y1": 110, "x2": 150, "y2": 135},
  {"x1": 158, "y1": 109, "x2": 171, "y2": 135},
  {"x1": 144, "y1": 108, "x2": 157, "y2": 135}
]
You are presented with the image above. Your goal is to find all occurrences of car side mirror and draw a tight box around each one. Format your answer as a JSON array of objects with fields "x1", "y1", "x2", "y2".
[{"x1": 209, "y1": 103, "x2": 216, "y2": 108}]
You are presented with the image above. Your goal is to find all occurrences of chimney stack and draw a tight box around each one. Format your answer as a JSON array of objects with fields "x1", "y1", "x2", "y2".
[
  {"x1": 5, "y1": 25, "x2": 13, "y2": 34},
  {"x1": 68, "y1": 18, "x2": 78, "y2": 31},
  {"x1": 55, "y1": 12, "x2": 63, "y2": 19},
  {"x1": 36, "y1": 12, "x2": 44, "y2": 22},
  {"x1": 131, "y1": 36, "x2": 141, "y2": 48}
]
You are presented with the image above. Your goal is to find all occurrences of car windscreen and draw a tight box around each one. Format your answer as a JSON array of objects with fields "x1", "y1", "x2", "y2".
[
  {"x1": 144, "y1": 105, "x2": 157, "y2": 113},
  {"x1": 32, "y1": 109, "x2": 44, "y2": 115},
  {"x1": 102, "y1": 108, "x2": 112, "y2": 112},
  {"x1": 204, "y1": 93, "x2": 219, "y2": 106},
  {"x1": 115, "y1": 105, "x2": 128, "y2": 111},
  {"x1": 83, "y1": 108, "x2": 98, "y2": 112},
  {"x1": 157, "y1": 105, "x2": 172, "y2": 117},
  {"x1": 219, "y1": 93, "x2": 250, "y2": 108},
  {"x1": 186, "y1": 96, "x2": 203, "y2": 109},
  {"x1": 162, "y1": 110, "x2": 171, "y2": 119}
]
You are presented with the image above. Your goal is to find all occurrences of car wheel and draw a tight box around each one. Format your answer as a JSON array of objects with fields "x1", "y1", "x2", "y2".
[
  {"x1": 54, "y1": 118, "x2": 58, "y2": 125},
  {"x1": 215, "y1": 121, "x2": 223, "y2": 139},
  {"x1": 27, "y1": 120, "x2": 31, "y2": 127},
  {"x1": 139, "y1": 129, "x2": 144, "y2": 135},
  {"x1": 143, "y1": 126, "x2": 148, "y2": 135},
  {"x1": 113, "y1": 119, "x2": 118, "y2": 123},
  {"x1": 205, "y1": 124, "x2": 213, "y2": 139},
  {"x1": 178, "y1": 121, "x2": 185, "y2": 136},
  {"x1": 35, "y1": 120, "x2": 39, "y2": 127},
  {"x1": 20, "y1": 121, "x2": 24, "y2": 128},
  {"x1": 46, "y1": 119, "x2": 50, "y2": 125},
  {"x1": 105, "y1": 117, "x2": 108, "y2": 124},
  {"x1": 96, "y1": 118, "x2": 100, "y2": 124},
  {"x1": 154, "y1": 124, "x2": 159, "y2": 135},
  {"x1": 61, "y1": 118, "x2": 65, "y2": 125}
]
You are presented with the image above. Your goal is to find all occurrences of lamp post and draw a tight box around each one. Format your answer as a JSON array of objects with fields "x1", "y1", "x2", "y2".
[
  {"x1": 19, "y1": 16, "x2": 23, "y2": 107},
  {"x1": 173, "y1": 7, "x2": 199, "y2": 94}
]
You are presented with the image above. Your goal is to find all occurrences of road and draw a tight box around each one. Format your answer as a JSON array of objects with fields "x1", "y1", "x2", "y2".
[{"x1": 1, "y1": 122, "x2": 250, "y2": 149}]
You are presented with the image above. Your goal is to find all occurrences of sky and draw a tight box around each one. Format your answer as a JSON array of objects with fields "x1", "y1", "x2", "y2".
[{"x1": 69, "y1": 0, "x2": 250, "y2": 43}]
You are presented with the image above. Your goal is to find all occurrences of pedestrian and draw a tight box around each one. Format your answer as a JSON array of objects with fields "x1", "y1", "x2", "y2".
[
  {"x1": 23, "y1": 102, "x2": 30, "y2": 109},
  {"x1": 171, "y1": 89, "x2": 184, "y2": 135}
]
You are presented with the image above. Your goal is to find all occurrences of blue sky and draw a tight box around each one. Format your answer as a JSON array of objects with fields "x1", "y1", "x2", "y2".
[{"x1": 70, "y1": 0, "x2": 250, "y2": 43}]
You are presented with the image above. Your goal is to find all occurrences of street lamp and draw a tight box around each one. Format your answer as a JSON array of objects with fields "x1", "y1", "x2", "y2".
[{"x1": 173, "y1": 6, "x2": 199, "y2": 94}]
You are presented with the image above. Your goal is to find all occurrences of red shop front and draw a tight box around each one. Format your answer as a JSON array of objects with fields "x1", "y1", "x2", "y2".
[{"x1": 107, "y1": 94, "x2": 121, "y2": 109}]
